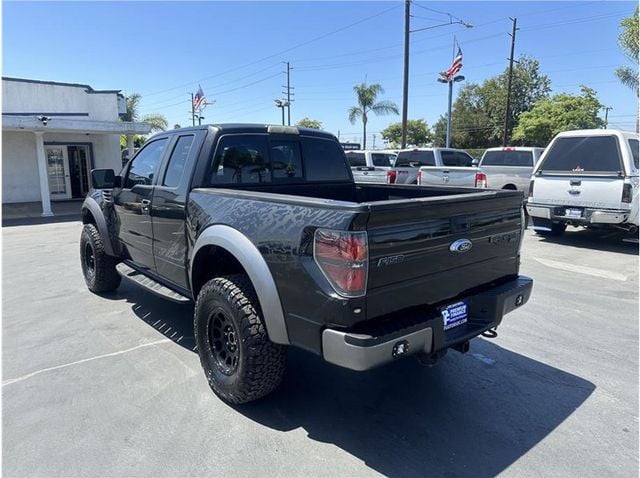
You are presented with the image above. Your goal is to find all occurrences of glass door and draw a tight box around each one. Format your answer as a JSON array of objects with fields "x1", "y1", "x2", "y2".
[{"x1": 45, "y1": 146, "x2": 72, "y2": 200}]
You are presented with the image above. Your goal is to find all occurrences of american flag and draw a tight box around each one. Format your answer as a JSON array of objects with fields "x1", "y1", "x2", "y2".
[
  {"x1": 193, "y1": 85, "x2": 206, "y2": 111},
  {"x1": 443, "y1": 47, "x2": 463, "y2": 79}
]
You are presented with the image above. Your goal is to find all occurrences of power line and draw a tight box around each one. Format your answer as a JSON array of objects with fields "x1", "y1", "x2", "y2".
[{"x1": 140, "y1": 4, "x2": 400, "y2": 97}]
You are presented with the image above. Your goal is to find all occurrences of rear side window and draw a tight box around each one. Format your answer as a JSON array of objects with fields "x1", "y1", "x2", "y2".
[
  {"x1": 345, "y1": 152, "x2": 366, "y2": 167},
  {"x1": 163, "y1": 135, "x2": 194, "y2": 187},
  {"x1": 270, "y1": 141, "x2": 303, "y2": 181},
  {"x1": 302, "y1": 137, "x2": 351, "y2": 181},
  {"x1": 372, "y1": 153, "x2": 396, "y2": 166},
  {"x1": 629, "y1": 139, "x2": 639, "y2": 169},
  {"x1": 539, "y1": 136, "x2": 622, "y2": 173},
  {"x1": 209, "y1": 135, "x2": 271, "y2": 184},
  {"x1": 441, "y1": 151, "x2": 474, "y2": 167},
  {"x1": 395, "y1": 150, "x2": 435, "y2": 167},
  {"x1": 481, "y1": 150, "x2": 534, "y2": 167}
]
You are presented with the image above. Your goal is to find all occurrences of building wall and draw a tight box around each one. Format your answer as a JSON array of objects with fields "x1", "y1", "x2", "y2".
[
  {"x1": 2, "y1": 80, "x2": 120, "y2": 121},
  {"x1": 2, "y1": 132, "x2": 41, "y2": 203},
  {"x1": 2, "y1": 131, "x2": 122, "y2": 203}
]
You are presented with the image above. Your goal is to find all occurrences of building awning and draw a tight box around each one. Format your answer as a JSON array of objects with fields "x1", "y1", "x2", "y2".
[{"x1": 2, "y1": 115, "x2": 151, "y2": 135}]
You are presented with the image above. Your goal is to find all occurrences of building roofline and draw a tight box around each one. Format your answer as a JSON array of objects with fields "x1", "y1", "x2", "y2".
[{"x1": 2, "y1": 76, "x2": 121, "y2": 95}]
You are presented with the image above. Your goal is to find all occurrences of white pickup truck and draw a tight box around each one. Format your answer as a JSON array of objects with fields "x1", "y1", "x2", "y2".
[
  {"x1": 478, "y1": 147, "x2": 544, "y2": 190},
  {"x1": 388, "y1": 148, "x2": 485, "y2": 187},
  {"x1": 345, "y1": 150, "x2": 397, "y2": 184},
  {"x1": 527, "y1": 129, "x2": 639, "y2": 236}
]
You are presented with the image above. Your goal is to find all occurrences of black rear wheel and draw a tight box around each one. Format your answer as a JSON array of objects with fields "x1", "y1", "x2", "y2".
[{"x1": 194, "y1": 274, "x2": 286, "y2": 404}]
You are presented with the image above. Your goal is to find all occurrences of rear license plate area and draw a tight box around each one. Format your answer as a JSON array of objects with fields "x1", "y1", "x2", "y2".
[
  {"x1": 440, "y1": 301, "x2": 468, "y2": 330},
  {"x1": 564, "y1": 208, "x2": 583, "y2": 218}
]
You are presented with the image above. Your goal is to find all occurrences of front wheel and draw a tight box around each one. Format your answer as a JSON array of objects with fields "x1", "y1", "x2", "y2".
[
  {"x1": 80, "y1": 224, "x2": 121, "y2": 293},
  {"x1": 194, "y1": 274, "x2": 287, "y2": 404}
]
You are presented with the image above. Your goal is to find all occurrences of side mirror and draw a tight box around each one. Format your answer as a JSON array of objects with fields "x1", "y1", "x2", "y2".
[{"x1": 91, "y1": 169, "x2": 118, "y2": 189}]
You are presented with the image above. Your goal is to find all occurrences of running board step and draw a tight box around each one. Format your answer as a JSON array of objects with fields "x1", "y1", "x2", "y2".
[{"x1": 116, "y1": 263, "x2": 191, "y2": 303}]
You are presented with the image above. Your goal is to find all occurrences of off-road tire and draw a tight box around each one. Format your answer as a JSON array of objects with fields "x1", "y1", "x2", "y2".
[
  {"x1": 80, "y1": 224, "x2": 121, "y2": 293},
  {"x1": 194, "y1": 274, "x2": 287, "y2": 404}
]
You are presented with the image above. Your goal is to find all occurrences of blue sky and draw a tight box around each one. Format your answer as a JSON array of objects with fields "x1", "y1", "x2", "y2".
[{"x1": 3, "y1": 1, "x2": 637, "y2": 146}]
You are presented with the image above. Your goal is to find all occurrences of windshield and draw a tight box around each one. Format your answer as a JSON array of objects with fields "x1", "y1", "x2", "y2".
[
  {"x1": 538, "y1": 136, "x2": 622, "y2": 173},
  {"x1": 481, "y1": 150, "x2": 533, "y2": 167},
  {"x1": 395, "y1": 150, "x2": 435, "y2": 167}
]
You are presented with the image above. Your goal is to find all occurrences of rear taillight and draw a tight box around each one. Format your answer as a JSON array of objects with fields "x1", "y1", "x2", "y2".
[
  {"x1": 475, "y1": 171, "x2": 488, "y2": 188},
  {"x1": 313, "y1": 229, "x2": 368, "y2": 297},
  {"x1": 386, "y1": 170, "x2": 397, "y2": 184},
  {"x1": 417, "y1": 170, "x2": 422, "y2": 185},
  {"x1": 528, "y1": 179, "x2": 535, "y2": 198},
  {"x1": 622, "y1": 183, "x2": 633, "y2": 203}
]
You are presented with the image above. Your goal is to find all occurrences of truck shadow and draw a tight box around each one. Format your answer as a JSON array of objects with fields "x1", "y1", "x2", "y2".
[
  {"x1": 239, "y1": 344, "x2": 594, "y2": 478},
  {"x1": 108, "y1": 279, "x2": 595, "y2": 478},
  {"x1": 530, "y1": 227, "x2": 638, "y2": 255}
]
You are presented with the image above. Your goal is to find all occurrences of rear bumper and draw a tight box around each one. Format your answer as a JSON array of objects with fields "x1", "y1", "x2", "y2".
[
  {"x1": 322, "y1": 276, "x2": 533, "y2": 371},
  {"x1": 527, "y1": 204, "x2": 629, "y2": 225}
]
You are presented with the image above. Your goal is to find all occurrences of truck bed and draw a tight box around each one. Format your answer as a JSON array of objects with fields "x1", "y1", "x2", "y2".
[{"x1": 189, "y1": 182, "x2": 525, "y2": 326}]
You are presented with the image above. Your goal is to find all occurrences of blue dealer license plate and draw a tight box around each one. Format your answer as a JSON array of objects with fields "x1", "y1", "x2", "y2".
[{"x1": 441, "y1": 301, "x2": 468, "y2": 330}]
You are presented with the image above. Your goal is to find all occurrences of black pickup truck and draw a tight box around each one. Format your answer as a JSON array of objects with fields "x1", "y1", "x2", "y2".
[{"x1": 81, "y1": 124, "x2": 533, "y2": 404}]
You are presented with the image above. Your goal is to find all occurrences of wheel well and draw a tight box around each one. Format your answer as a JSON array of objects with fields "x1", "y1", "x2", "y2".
[
  {"x1": 191, "y1": 245, "x2": 247, "y2": 297},
  {"x1": 502, "y1": 184, "x2": 518, "y2": 190},
  {"x1": 82, "y1": 208, "x2": 96, "y2": 225}
]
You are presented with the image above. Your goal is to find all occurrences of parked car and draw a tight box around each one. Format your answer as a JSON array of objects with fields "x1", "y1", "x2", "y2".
[
  {"x1": 526, "y1": 129, "x2": 639, "y2": 236},
  {"x1": 388, "y1": 148, "x2": 484, "y2": 187},
  {"x1": 345, "y1": 149, "x2": 397, "y2": 184},
  {"x1": 478, "y1": 147, "x2": 545, "y2": 191},
  {"x1": 81, "y1": 124, "x2": 532, "y2": 404}
]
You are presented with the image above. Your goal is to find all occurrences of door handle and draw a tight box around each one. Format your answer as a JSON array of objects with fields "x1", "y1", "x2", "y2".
[{"x1": 140, "y1": 198, "x2": 151, "y2": 213}]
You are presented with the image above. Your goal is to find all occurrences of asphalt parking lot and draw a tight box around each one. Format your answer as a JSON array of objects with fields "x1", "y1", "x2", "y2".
[{"x1": 2, "y1": 220, "x2": 638, "y2": 477}]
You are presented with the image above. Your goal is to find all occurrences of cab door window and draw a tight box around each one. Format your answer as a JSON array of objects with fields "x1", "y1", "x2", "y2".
[{"x1": 124, "y1": 139, "x2": 168, "y2": 188}]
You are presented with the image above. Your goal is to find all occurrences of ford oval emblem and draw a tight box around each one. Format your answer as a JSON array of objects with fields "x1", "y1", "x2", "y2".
[{"x1": 450, "y1": 239, "x2": 473, "y2": 253}]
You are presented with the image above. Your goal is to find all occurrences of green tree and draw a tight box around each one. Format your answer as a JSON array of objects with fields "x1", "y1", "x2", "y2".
[
  {"x1": 433, "y1": 57, "x2": 550, "y2": 148},
  {"x1": 296, "y1": 117, "x2": 323, "y2": 129},
  {"x1": 381, "y1": 119, "x2": 431, "y2": 147},
  {"x1": 512, "y1": 86, "x2": 604, "y2": 145},
  {"x1": 615, "y1": 7, "x2": 639, "y2": 95},
  {"x1": 120, "y1": 93, "x2": 169, "y2": 148},
  {"x1": 348, "y1": 83, "x2": 399, "y2": 149}
]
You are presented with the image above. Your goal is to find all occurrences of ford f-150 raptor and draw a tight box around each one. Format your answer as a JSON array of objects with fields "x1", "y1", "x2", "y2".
[{"x1": 80, "y1": 124, "x2": 533, "y2": 404}]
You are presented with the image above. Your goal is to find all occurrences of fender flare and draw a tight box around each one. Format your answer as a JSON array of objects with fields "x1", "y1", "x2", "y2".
[
  {"x1": 190, "y1": 225, "x2": 289, "y2": 345},
  {"x1": 81, "y1": 197, "x2": 116, "y2": 256}
]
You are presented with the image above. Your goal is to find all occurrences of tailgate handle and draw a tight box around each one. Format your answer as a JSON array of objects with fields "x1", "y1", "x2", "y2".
[
  {"x1": 568, "y1": 189, "x2": 581, "y2": 195},
  {"x1": 570, "y1": 179, "x2": 581, "y2": 186},
  {"x1": 441, "y1": 170, "x2": 450, "y2": 174}
]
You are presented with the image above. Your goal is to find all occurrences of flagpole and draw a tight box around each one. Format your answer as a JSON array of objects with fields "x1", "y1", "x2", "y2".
[
  {"x1": 191, "y1": 93, "x2": 195, "y2": 127},
  {"x1": 446, "y1": 35, "x2": 456, "y2": 148}
]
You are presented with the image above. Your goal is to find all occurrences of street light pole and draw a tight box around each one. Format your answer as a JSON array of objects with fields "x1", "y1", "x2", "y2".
[{"x1": 446, "y1": 80, "x2": 453, "y2": 148}]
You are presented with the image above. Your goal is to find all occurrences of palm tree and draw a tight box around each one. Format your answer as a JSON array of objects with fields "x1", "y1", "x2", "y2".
[
  {"x1": 120, "y1": 93, "x2": 168, "y2": 149},
  {"x1": 348, "y1": 83, "x2": 399, "y2": 149}
]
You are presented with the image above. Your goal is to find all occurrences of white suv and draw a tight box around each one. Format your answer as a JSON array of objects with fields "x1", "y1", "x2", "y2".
[{"x1": 526, "y1": 129, "x2": 639, "y2": 236}]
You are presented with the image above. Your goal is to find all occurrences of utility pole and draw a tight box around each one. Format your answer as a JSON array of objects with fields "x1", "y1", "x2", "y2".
[
  {"x1": 282, "y1": 61, "x2": 294, "y2": 126},
  {"x1": 373, "y1": 134, "x2": 376, "y2": 149},
  {"x1": 401, "y1": 0, "x2": 410, "y2": 149},
  {"x1": 503, "y1": 17, "x2": 518, "y2": 146},
  {"x1": 602, "y1": 106, "x2": 613, "y2": 128}
]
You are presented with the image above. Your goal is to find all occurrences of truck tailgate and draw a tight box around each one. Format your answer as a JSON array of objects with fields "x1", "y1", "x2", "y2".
[
  {"x1": 420, "y1": 166, "x2": 478, "y2": 187},
  {"x1": 352, "y1": 166, "x2": 388, "y2": 184},
  {"x1": 364, "y1": 190, "x2": 524, "y2": 318},
  {"x1": 532, "y1": 174, "x2": 626, "y2": 210}
]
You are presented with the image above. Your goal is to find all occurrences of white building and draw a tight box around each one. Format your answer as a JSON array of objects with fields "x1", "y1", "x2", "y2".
[{"x1": 2, "y1": 77, "x2": 151, "y2": 215}]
